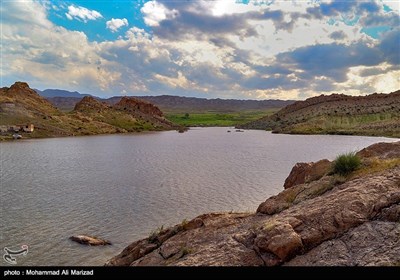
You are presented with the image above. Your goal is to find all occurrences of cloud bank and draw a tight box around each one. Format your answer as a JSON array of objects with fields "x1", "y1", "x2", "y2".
[{"x1": 1, "y1": 0, "x2": 399, "y2": 99}]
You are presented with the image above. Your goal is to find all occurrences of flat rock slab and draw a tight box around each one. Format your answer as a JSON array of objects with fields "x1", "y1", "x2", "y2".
[{"x1": 70, "y1": 235, "x2": 111, "y2": 246}]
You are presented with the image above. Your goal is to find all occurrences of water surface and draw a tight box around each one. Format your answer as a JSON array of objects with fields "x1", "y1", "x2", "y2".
[{"x1": 1, "y1": 127, "x2": 397, "y2": 265}]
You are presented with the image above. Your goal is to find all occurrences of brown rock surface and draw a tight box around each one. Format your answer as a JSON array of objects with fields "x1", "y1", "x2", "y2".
[
  {"x1": 106, "y1": 141, "x2": 400, "y2": 266},
  {"x1": 356, "y1": 141, "x2": 400, "y2": 160},
  {"x1": 283, "y1": 159, "x2": 331, "y2": 189},
  {"x1": 115, "y1": 97, "x2": 163, "y2": 118},
  {"x1": 70, "y1": 235, "x2": 111, "y2": 246}
]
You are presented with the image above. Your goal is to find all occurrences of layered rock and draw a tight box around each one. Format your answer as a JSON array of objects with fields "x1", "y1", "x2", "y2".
[{"x1": 106, "y1": 141, "x2": 400, "y2": 266}]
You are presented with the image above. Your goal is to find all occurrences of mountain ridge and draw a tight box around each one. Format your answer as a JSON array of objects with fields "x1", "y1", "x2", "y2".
[{"x1": 34, "y1": 88, "x2": 295, "y2": 112}]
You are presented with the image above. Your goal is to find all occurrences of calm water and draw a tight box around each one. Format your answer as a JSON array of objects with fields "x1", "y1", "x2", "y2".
[{"x1": 0, "y1": 127, "x2": 398, "y2": 266}]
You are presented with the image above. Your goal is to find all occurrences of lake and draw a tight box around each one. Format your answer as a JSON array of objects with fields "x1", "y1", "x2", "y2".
[{"x1": 0, "y1": 127, "x2": 398, "y2": 265}]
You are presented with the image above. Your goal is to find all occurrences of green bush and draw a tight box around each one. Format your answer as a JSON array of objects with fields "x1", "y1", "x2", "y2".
[{"x1": 333, "y1": 152, "x2": 361, "y2": 176}]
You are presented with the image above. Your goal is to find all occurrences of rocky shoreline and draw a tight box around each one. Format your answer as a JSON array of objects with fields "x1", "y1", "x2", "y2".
[{"x1": 106, "y1": 141, "x2": 400, "y2": 266}]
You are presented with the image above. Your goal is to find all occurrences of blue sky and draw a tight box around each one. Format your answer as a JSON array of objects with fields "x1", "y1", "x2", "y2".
[{"x1": 1, "y1": 0, "x2": 399, "y2": 99}]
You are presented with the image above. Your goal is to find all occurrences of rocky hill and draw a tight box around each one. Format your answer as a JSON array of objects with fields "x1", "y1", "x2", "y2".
[
  {"x1": 0, "y1": 82, "x2": 179, "y2": 139},
  {"x1": 73, "y1": 96, "x2": 176, "y2": 131},
  {"x1": 106, "y1": 141, "x2": 400, "y2": 266},
  {"x1": 239, "y1": 91, "x2": 400, "y2": 137}
]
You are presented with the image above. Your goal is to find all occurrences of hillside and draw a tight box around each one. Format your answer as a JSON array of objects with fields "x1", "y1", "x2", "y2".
[
  {"x1": 106, "y1": 141, "x2": 400, "y2": 266},
  {"x1": 239, "y1": 91, "x2": 400, "y2": 137},
  {"x1": 74, "y1": 96, "x2": 176, "y2": 131},
  {"x1": 0, "y1": 82, "x2": 179, "y2": 140}
]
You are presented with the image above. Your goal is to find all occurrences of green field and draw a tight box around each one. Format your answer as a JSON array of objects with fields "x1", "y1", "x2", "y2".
[{"x1": 165, "y1": 109, "x2": 278, "y2": 127}]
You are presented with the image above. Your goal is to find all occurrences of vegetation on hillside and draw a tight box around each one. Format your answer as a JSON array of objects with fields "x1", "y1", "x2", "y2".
[{"x1": 239, "y1": 91, "x2": 400, "y2": 137}]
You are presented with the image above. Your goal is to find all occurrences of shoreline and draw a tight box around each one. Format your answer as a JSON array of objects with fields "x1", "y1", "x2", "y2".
[
  {"x1": 2, "y1": 126, "x2": 399, "y2": 142},
  {"x1": 106, "y1": 141, "x2": 400, "y2": 266}
]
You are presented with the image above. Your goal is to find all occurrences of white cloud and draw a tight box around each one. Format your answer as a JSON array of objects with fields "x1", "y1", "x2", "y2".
[
  {"x1": 2, "y1": 2, "x2": 118, "y2": 94},
  {"x1": 106, "y1": 18, "x2": 129, "y2": 32},
  {"x1": 2, "y1": 1, "x2": 399, "y2": 99},
  {"x1": 141, "y1": 1, "x2": 178, "y2": 27},
  {"x1": 66, "y1": 5, "x2": 103, "y2": 23}
]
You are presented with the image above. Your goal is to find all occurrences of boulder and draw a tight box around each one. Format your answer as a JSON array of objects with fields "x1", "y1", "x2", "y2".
[
  {"x1": 283, "y1": 159, "x2": 331, "y2": 189},
  {"x1": 69, "y1": 235, "x2": 111, "y2": 246}
]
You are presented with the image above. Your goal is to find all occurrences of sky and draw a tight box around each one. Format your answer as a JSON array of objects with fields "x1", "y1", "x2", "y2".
[{"x1": 1, "y1": 0, "x2": 399, "y2": 100}]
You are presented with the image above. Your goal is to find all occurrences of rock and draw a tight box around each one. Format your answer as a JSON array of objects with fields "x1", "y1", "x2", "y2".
[
  {"x1": 356, "y1": 142, "x2": 400, "y2": 160},
  {"x1": 286, "y1": 221, "x2": 400, "y2": 266},
  {"x1": 257, "y1": 176, "x2": 333, "y2": 215},
  {"x1": 183, "y1": 217, "x2": 204, "y2": 230},
  {"x1": 69, "y1": 235, "x2": 111, "y2": 246},
  {"x1": 254, "y1": 221, "x2": 303, "y2": 261},
  {"x1": 283, "y1": 159, "x2": 331, "y2": 189},
  {"x1": 115, "y1": 97, "x2": 164, "y2": 117},
  {"x1": 105, "y1": 240, "x2": 158, "y2": 266}
]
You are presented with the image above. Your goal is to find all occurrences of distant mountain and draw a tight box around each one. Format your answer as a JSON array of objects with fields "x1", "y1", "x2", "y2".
[
  {"x1": 106, "y1": 95, "x2": 295, "y2": 112},
  {"x1": 40, "y1": 89, "x2": 295, "y2": 112},
  {"x1": 0, "y1": 82, "x2": 180, "y2": 139},
  {"x1": 239, "y1": 91, "x2": 400, "y2": 137},
  {"x1": 35, "y1": 88, "x2": 91, "y2": 98}
]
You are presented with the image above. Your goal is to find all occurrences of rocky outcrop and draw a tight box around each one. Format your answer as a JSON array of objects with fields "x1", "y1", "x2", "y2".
[
  {"x1": 70, "y1": 235, "x2": 111, "y2": 246},
  {"x1": 106, "y1": 141, "x2": 400, "y2": 266},
  {"x1": 357, "y1": 141, "x2": 400, "y2": 160},
  {"x1": 73, "y1": 96, "x2": 110, "y2": 112},
  {"x1": 283, "y1": 159, "x2": 331, "y2": 189},
  {"x1": 115, "y1": 97, "x2": 164, "y2": 118}
]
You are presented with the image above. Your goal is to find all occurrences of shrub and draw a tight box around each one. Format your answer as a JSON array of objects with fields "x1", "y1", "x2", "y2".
[
  {"x1": 333, "y1": 152, "x2": 361, "y2": 176},
  {"x1": 148, "y1": 225, "x2": 164, "y2": 243}
]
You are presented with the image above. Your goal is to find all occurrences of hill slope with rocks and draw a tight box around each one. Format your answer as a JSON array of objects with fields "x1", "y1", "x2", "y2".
[
  {"x1": 106, "y1": 141, "x2": 400, "y2": 266},
  {"x1": 239, "y1": 91, "x2": 400, "y2": 137},
  {"x1": 0, "y1": 82, "x2": 180, "y2": 139}
]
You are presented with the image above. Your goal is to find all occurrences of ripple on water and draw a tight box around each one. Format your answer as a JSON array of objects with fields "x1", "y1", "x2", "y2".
[{"x1": 1, "y1": 128, "x2": 398, "y2": 265}]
